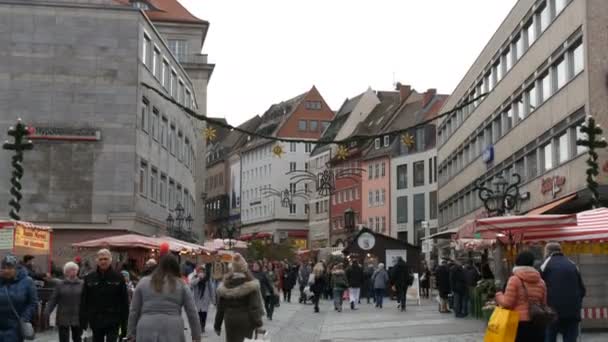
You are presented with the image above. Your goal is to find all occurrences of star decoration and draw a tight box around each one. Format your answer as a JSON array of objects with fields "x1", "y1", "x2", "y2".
[
  {"x1": 272, "y1": 144, "x2": 285, "y2": 158},
  {"x1": 204, "y1": 126, "x2": 217, "y2": 142},
  {"x1": 401, "y1": 133, "x2": 415, "y2": 148},
  {"x1": 336, "y1": 144, "x2": 349, "y2": 160}
]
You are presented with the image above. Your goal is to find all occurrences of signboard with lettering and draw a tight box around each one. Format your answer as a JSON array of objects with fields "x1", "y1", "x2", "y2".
[
  {"x1": 541, "y1": 176, "x2": 566, "y2": 198},
  {"x1": 27, "y1": 126, "x2": 101, "y2": 141},
  {"x1": 14, "y1": 224, "x2": 50, "y2": 252},
  {"x1": 0, "y1": 228, "x2": 14, "y2": 250}
]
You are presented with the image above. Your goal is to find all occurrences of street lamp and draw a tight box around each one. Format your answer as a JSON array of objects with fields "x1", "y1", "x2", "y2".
[
  {"x1": 474, "y1": 173, "x2": 526, "y2": 216},
  {"x1": 166, "y1": 203, "x2": 195, "y2": 242},
  {"x1": 218, "y1": 224, "x2": 240, "y2": 250}
]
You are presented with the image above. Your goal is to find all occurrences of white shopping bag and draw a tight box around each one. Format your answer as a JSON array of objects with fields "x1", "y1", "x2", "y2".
[{"x1": 245, "y1": 328, "x2": 270, "y2": 342}]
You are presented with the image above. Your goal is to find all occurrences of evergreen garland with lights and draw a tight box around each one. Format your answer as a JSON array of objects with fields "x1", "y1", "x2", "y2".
[
  {"x1": 576, "y1": 116, "x2": 607, "y2": 208},
  {"x1": 3, "y1": 119, "x2": 34, "y2": 220}
]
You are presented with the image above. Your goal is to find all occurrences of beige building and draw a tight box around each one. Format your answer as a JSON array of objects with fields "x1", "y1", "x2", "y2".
[{"x1": 437, "y1": 0, "x2": 608, "y2": 235}]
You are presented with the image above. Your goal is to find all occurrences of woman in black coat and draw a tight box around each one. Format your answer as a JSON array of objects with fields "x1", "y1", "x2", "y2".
[{"x1": 310, "y1": 263, "x2": 326, "y2": 313}]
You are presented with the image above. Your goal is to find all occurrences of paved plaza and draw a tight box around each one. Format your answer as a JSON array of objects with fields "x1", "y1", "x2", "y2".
[{"x1": 37, "y1": 297, "x2": 608, "y2": 341}]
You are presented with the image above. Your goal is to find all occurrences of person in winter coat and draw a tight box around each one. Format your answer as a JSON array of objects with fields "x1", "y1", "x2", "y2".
[
  {"x1": 362, "y1": 264, "x2": 374, "y2": 304},
  {"x1": 140, "y1": 259, "x2": 157, "y2": 278},
  {"x1": 126, "y1": 254, "x2": 201, "y2": 342},
  {"x1": 298, "y1": 262, "x2": 311, "y2": 304},
  {"x1": 496, "y1": 251, "x2": 547, "y2": 342},
  {"x1": 449, "y1": 261, "x2": 468, "y2": 318},
  {"x1": 310, "y1": 263, "x2": 326, "y2": 313},
  {"x1": 420, "y1": 265, "x2": 431, "y2": 299},
  {"x1": 541, "y1": 242, "x2": 586, "y2": 342},
  {"x1": 252, "y1": 261, "x2": 276, "y2": 321},
  {"x1": 190, "y1": 265, "x2": 216, "y2": 333},
  {"x1": 282, "y1": 265, "x2": 297, "y2": 303},
  {"x1": 214, "y1": 254, "x2": 265, "y2": 342},
  {"x1": 45, "y1": 261, "x2": 84, "y2": 342},
  {"x1": 371, "y1": 263, "x2": 389, "y2": 308},
  {"x1": 80, "y1": 249, "x2": 130, "y2": 342},
  {"x1": 330, "y1": 264, "x2": 348, "y2": 312},
  {"x1": 435, "y1": 260, "x2": 451, "y2": 313},
  {"x1": 0, "y1": 254, "x2": 38, "y2": 342},
  {"x1": 345, "y1": 260, "x2": 364, "y2": 310},
  {"x1": 390, "y1": 257, "x2": 410, "y2": 312}
]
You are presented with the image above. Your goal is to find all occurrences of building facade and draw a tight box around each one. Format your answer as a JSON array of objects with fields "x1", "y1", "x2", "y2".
[{"x1": 0, "y1": 0, "x2": 209, "y2": 262}]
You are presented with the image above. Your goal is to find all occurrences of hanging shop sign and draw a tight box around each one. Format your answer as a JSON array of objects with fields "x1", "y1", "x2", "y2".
[
  {"x1": 27, "y1": 126, "x2": 101, "y2": 142},
  {"x1": 14, "y1": 224, "x2": 50, "y2": 252},
  {"x1": 0, "y1": 228, "x2": 14, "y2": 250},
  {"x1": 541, "y1": 176, "x2": 566, "y2": 198},
  {"x1": 357, "y1": 232, "x2": 376, "y2": 250}
]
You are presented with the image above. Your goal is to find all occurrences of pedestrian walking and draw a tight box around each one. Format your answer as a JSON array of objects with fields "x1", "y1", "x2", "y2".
[
  {"x1": 310, "y1": 263, "x2": 326, "y2": 313},
  {"x1": 190, "y1": 265, "x2": 216, "y2": 333},
  {"x1": 495, "y1": 251, "x2": 547, "y2": 342},
  {"x1": 390, "y1": 257, "x2": 411, "y2": 312},
  {"x1": 121, "y1": 271, "x2": 135, "y2": 302},
  {"x1": 297, "y1": 262, "x2": 311, "y2": 304},
  {"x1": 449, "y1": 261, "x2": 468, "y2": 318},
  {"x1": 363, "y1": 264, "x2": 374, "y2": 304},
  {"x1": 252, "y1": 261, "x2": 275, "y2": 321},
  {"x1": 435, "y1": 260, "x2": 451, "y2": 313},
  {"x1": 45, "y1": 261, "x2": 84, "y2": 342},
  {"x1": 79, "y1": 249, "x2": 129, "y2": 342},
  {"x1": 266, "y1": 263, "x2": 280, "y2": 307},
  {"x1": 0, "y1": 254, "x2": 38, "y2": 342},
  {"x1": 463, "y1": 260, "x2": 480, "y2": 316},
  {"x1": 345, "y1": 260, "x2": 364, "y2": 310},
  {"x1": 282, "y1": 264, "x2": 296, "y2": 303},
  {"x1": 20, "y1": 254, "x2": 48, "y2": 282},
  {"x1": 420, "y1": 265, "x2": 431, "y2": 299},
  {"x1": 214, "y1": 253, "x2": 265, "y2": 342},
  {"x1": 126, "y1": 254, "x2": 201, "y2": 342},
  {"x1": 330, "y1": 264, "x2": 348, "y2": 312},
  {"x1": 371, "y1": 263, "x2": 389, "y2": 308},
  {"x1": 541, "y1": 242, "x2": 586, "y2": 342}
]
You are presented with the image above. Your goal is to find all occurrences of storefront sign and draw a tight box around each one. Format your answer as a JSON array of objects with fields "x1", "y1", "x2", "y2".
[
  {"x1": 14, "y1": 224, "x2": 50, "y2": 251},
  {"x1": 541, "y1": 176, "x2": 566, "y2": 198},
  {"x1": 357, "y1": 232, "x2": 376, "y2": 250},
  {"x1": 27, "y1": 126, "x2": 101, "y2": 141},
  {"x1": 0, "y1": 228, "x2": 14, "y2": 250}
]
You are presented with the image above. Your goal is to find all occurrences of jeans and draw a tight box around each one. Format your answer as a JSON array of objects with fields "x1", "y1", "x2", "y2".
[
  {"x1": 283, "y1": 289, "x2": 292, "y2": 302},
  {"x1": 198, "y1": 311, "x2": 207, "y2": 332},
  {"x1": 348, "y1": 287, "x2": 360, "y2": 304},
  {"x1": 299, "y1": 284, "x2": 307, "y2": 303},
  {"x1": 333, "y1": 289, "x2": 344, "y2": 310},
  {"x1": 264, "y1": 295, "x2": 275, "y2": 319},
  {"x1": 545, "y1": 319, "x2": 580, "y2": 342},
  {"x1": 374, "y1": 288, "x2": 384, "y2": 308},
  {"x1": 397, "y1": 286, "x2": 407, "y2": 311},
  {"x1": 92, "y1": 325, "x2": 119, "y2": 342},
  {"x1": 58, "y1": 326, "x2": 82, "y2": 342},
  {"x1": 516, "y1": 321, "x2": 545, "y2": 342},
  {"x1": 453, "y1": 291, "x2": 469, "y2": 317}
]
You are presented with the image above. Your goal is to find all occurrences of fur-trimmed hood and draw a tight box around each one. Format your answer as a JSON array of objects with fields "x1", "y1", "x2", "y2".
[{"x1": 217, "y1": 274, "x2": 260, "y2": 299}]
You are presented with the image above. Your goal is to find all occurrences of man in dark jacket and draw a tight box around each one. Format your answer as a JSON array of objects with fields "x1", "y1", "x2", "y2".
[
  {"x1": 449, "y1": 261, "x2": 467, "y2": 318},
  {"x1": 541, "y1": 242, "x2": 586, "y2": 342},
  {"x1": 435, "y1": 260, "x2": 451, "y2": 313},
  {"x1": 345, "y1": 260, "x2": 364, "y2": 310},
  {"x1": 390, "y1": 257, "x2": 410, "y2": 312},
  {"x1": 463, "y1": 260, "x2": 480, "y2": 317},
  {"x1": 80, "y1": 249, "x2": 129, "y2": 342}
]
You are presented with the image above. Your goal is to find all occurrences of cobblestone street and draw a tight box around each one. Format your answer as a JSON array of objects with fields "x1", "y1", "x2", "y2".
[{"x1": 37, "y1": 297, "x2": 608, "y2": 341}]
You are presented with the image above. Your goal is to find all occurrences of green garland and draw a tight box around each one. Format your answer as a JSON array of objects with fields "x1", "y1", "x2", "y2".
[{"x1": 576, "y1": 116, "x2": 607, "y2": 208}]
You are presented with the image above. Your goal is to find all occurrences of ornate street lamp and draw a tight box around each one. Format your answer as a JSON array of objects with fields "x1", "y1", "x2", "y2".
[
  {"x1": 165, "y1": 203, "x2": 196, "y2": 242},
  {"x1": 218, "y1": 224, "x2": 240, "y2": 250},
  {"x1": 474, "y1": 173, "x2": 526, "y2": 216}
]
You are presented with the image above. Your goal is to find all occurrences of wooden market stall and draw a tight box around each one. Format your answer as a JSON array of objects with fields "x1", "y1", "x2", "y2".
[{"x1": 0, "y1": 220, "x2": 53, "y2": 274}]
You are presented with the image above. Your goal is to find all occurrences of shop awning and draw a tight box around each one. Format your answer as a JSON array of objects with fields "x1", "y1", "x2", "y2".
[
  {"x1": 72, "y1": 234, "x2": 211, "y2": 253},
  {"x1": 527, "y1": 194, "x2": 577, "y2": 215},
  {"x1": 0, "y1": 220, "x2": 52, "y2": 231},
  {"x1": 202, "y1": 238, "x2": 248, "y2": 250},
  {"x1": 288, "y1": 231, "x2": 308, "y2": 238},
  {"x1": 428, "y1": 226, "x2": 461, "y2": 239},
  {"x1": 525, "y1": 208, "x2": 608, "y2": 242},
  {"x1": 239, "y1": 232, "x2": 272, "y2": 241}
]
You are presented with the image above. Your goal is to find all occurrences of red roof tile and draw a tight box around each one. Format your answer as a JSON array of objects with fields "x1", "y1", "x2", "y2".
[{"x1": 114, "y1": 0, "x2": 207, "y2": 24}]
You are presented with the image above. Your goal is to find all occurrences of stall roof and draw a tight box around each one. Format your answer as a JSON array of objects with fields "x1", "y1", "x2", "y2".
[
  {"x1": 524, "y1": 207, "x2": 608, "y2": 242},
  {"x1": 0, "y1": 220, "x2": 52, "y2": 231},
  {"x1": 72, "y1": 234, "x2": 211, "y2": 253}
]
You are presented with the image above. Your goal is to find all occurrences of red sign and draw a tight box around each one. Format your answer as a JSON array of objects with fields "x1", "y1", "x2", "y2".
[
  {"x1": 27, "y1": 126, "x2": 101, "y2": 142},
  {"x1": 541, "y1": 176, "x2": 566, "y2": 198}
]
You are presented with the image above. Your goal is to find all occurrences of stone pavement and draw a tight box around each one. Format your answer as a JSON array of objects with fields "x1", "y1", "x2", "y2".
[{"x1": 37, "y1": 297, "x2": 608, "y2": 341}]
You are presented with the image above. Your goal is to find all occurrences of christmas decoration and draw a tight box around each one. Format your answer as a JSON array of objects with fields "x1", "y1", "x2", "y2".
[
  {"x1": 3, "y1": 119, "x2": 33, "y2": 220},
  {"x1": 203, "y1": 126, "x2": 217, "y2": 142},
  {"x1": 336, "y1": 145, "x2": 349, "y2": 160},
  {"x1": 272, "y1": 144, "x2": 285, "y2": 158},
  {"x1": 401, "y1": 133, "x2": 415, "y2": 148},
  {"x1": 577, "y1": 116, "x2": 607, "y2": 208}
]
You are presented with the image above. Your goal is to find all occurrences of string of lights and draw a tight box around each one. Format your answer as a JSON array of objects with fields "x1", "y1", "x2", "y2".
[{"x1": 141, "y1": 82, "x2": 488, "y2": 146}]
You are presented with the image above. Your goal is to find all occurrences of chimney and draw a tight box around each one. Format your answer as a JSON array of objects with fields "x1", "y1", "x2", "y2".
[
  {"x1": 395, "y1": 82, "x2": 412, "y2": 103},
  {"x1": 422, "y1": 88, "x2": 437, "y2": 108}
]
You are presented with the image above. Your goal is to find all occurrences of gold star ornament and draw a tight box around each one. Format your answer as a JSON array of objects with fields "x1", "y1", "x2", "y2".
[
  {"x1": 272, "y1": 144, "x2": 285, "y2": 158},
  {"x1": 336, "y1": 144, "x2": 349, "y2": 160},
  {"x1": 401, "y1": 133, "x2": 415, "y2": 148},
  {"x1": 204, "y1": 126, "x2": 217, "y2": 142}
]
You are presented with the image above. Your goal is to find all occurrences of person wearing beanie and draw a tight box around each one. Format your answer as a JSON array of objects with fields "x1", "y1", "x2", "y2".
[
  {"x1": 496, "y1": 251, "x2": 547, "y2": 342},
  {"x1": 372, "y1": 263, "x2": 389, "y2": 308},
  {"x1": 214, "y1": 253, "x2": 264, "y2": 342},
  {"x1": 0, "y1": 254, "x2": 38, "y2": 341}
]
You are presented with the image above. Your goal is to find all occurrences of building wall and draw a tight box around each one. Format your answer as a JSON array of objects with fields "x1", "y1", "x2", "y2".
[
  {"x1": 334, "y1": 89, "x2": 380, "y2": 141},
  {"x1": 276, "y1": 87, "x2": 334, "y2": 139},
  {"x1": 330, "y1": 158, "x2": 362, "y2": 245},
  {"x1": 308, "y1": 150, "x2": 331, "y2": 247},
  {"x1": 361, "y1": 156, "x2": 390, "y2": 235}
]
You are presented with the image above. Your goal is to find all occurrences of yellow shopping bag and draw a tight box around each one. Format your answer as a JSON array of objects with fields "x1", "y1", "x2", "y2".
[{"x1": 483, "y1": 306, "x2": 520, "y2": 342}]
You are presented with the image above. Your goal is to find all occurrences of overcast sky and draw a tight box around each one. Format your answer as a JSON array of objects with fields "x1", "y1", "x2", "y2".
[{"x1": 179, "y1": 0, "x2": 518, "y2": 126}]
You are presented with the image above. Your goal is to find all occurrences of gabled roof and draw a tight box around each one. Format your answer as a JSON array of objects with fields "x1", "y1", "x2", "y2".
[
  {"x1": 114, "y1": 0, "x2": 207, "y2": 24},
  {"x1": 221, "y1": 115, "x2": 262, "y2": 153},
  {"x1": 351, "y1": 91, "x2": 401, "y2": 138}
]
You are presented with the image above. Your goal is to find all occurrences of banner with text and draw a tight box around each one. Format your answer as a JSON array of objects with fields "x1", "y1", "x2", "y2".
[{"x1": 14, "y1": 224, "x2": 50, "y2": 253}]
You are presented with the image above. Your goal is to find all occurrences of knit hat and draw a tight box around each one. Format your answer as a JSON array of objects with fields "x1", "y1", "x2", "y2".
[
  {"x1": 121, "y1": 270, "x2": 130, "y2": 281},
  {"x1": 231, "y1": 253, "x2": 248, "y2": 273},
  {"x1": 1, "y1": 254, "x2": 18, "y2": 268}
]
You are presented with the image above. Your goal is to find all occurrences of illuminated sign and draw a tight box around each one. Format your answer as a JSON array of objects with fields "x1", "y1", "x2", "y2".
[{"x1": 14, "y1": 224, "x2": 50, "y2": 251}]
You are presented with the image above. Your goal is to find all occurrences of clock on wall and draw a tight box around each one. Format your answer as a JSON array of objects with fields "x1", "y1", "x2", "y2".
[{"x1": 357, "y1": 232, "x2": 376, "y2": 250}]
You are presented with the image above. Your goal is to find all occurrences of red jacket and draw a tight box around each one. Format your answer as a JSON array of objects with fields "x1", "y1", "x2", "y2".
[{"x1": 495, "y1": 266, "x2": 547, "y2": 322}]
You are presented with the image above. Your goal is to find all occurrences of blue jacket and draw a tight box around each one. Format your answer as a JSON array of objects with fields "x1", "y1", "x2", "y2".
[
  {"x1": 0, "y1": 267, "x2": 38, "y2": 342},
  {"x1": 541, "y1": 253, "x2": 586, "y2": 321}
]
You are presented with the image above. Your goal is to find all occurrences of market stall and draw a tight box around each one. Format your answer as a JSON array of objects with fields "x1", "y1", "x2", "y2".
[{"x1": 0, "y1": 220, "x2": 53, "y2": 274}]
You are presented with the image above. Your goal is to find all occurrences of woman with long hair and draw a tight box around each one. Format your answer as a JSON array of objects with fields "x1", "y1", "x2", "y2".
[
  {"x1": 310, "y1": 263, "x2": 326, "y2": 313},
  {"x1": 251, "y1": 260, "x2": 276, "y2": 320},
  {"x1": 126, "y1": 255, "x2": 202, "y2": 342},
  {"x1": 190, "y1": 264, "x2": 215, "y2": 333}
]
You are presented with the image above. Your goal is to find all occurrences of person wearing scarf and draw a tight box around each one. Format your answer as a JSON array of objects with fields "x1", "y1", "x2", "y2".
[{"x1": 190, "y1": 265, "x2": 216, "y2": 333}]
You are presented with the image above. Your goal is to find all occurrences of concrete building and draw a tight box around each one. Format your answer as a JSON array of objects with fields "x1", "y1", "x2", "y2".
[
  {"x1": 239, "y1": 86, "x2": 334, "y2": 248},
  {"x1": 437, "y1": 0, "x2": 608, "y2": 234},
  {"x1": 0, "y1": 0, "x2": 210, "y2": 262}
]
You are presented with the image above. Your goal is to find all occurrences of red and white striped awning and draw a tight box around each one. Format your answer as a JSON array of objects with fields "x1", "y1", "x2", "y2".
[{"x1": 525, "y1": 208, "x2": 608, "y2": 242}]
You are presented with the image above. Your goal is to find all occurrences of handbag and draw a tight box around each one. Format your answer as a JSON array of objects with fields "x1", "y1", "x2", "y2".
[
  {"x1": 4, "y1": 287, "x2": 36, "y2": 340},
  {"x1": 483, "y1": 306, "x2": 520, "y2": 342},
  {"x1": 518, "y1": 278, "x2": 556, "y2": 327}
]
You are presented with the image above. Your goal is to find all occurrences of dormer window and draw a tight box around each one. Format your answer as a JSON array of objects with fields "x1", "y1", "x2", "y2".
[
  {"x1": 383, "y1": 135, "x2": 390, "y2": 147},
  {"x1": 374, "y1": 138, "x2": 380, "y2": 149},
  {"x1": 131, "y1": 1, "x2": 150, "y2": 10}
]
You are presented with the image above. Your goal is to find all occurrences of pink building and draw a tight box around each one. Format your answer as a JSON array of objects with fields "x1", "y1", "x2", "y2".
[{"x1": 362, "y1": 155, "x2": 391, "y2": 235}]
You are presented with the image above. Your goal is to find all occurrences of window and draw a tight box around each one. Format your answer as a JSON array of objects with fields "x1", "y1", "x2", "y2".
[
  {"x1": 345, "y1": 189, "x2": 351, "y2": 202},
  {"x1": 381, "y1": 163, "x2": 385, "y2": 177},
  {"x1": 304, "y1": 162, "x2": 309, "y2": 171},
  {"x1": 151, "y1": 109, "x2": 159, "y2": 140},
  {"x1": 289, "y1": 183, "x2": 296, "y2": 194},
  {"x1": 289, "y1": 204, "x2": 296, "y2": 214},
  {"x1": 289, "y1": 162, "x2": 296, "y2": 172},
  {"x1": 572, "y1": 42, "x2": 584, "y2": 75},
  {"x1": 160, "y1": 174, "x2": 167, "y2": 206},
  {"x1": 381, "y1": 217, "x2": 386, "y2": 232},
  {"x1": 543, "y1": 142, "x2": 553, "y2": 171},
  {"x1": 140, "y1": 100, "x2": 148, "y2": 132},
  {"x1": 167, "y1": 39, "x2": 188, "y2": 61},
  {"x1": 374, "y1": 138, "x2": 380, "y2": 149},
  {"x1": 368, "y1": 218, "x2": 374, "y2": 229},
  {"x1": 495, "y1": 60, "x2": 503, "y2": 83},
  {"x1": 504, "y1": 48, "x2": 513, "y2": 72},
  {"x1": 540, "y1": 72, "x2": 551, "y2": 103},
  {"x1": 504, "y1": 107, "x2": 513, "y2": 132},
  {"x1": 493, "y1": 116, "x2": 502, "y2": 141},
  {"x1": 383, "y1": 135, "x2": 389, "y2": 147},
  {"x1": 168, "y1": 180, "x2": 175, "y2": 208},
  {"x1": 310, "y1": 120, "x2": 318, "y2": 131},
  {"x1": 413, "y1": 161, "x2": 424, "y2": 186},
  {"x1": 170, "y1": 71, "x2": 177, "y2": 97},
  {"x1": 525, "y1": 17, "x2": 536, "y2": 48},
  {"x1": 142, "y1": 35, "x2": 150, "y2": 66},
  {"x1": 298, "y1": 120, "x2": 307, "y2": 131},
  {"x1": 514, "y1": 34, "x2": 523, "y2": 61},
  {"x1": 555, "y1": 0, "x2": 568, "y2": 15},
  {"x1": 428, "y1": 158, "x2": 433, "y2": 184},
  {"x1": 152, "y1": 47, "x2": 160, "y2": 78},
  {"x1": 429, "y1": 191, "x2": 437, "y2": 220},
  {"x1": 526, "y1": 85, "x2": 537, "y2": 115},
  {"x1": 577, "y1": 124, "x2": 588, "y2": 155},
  {"x1": 305, "y1": 101, "x2": 322, "y2": 110},
  {"x1": 415, "y1": 128, "x2": 425, "y2": 151},
  {"x1": 515, "y1": 97, "x2": 525, "y2": 122},
  {"x1": 539, "y1": 3, "x2": 550, "y2": 33},
  {"x1": 375, "y1": 190, "x2": 380, "y2": 205},
  {"x1": 321, "y1": 121, "x2": 331, "y2": 131},
  {"x1": 375, "y1": 164, "x2": 380, "y2": 179},
  {"x1": 368, "y1": 164, "x2": 373, "y2": 179},
  {"x1": 555, "y1": 58, "x2": 567, "y2": 90},
  {"x1": 433, "y1": 157, "x2": 437, "y2": 183},
  {"x1": 169, "y1": 125, "x2": 176, "y2": 155},
  {"x1": 290, "y1": 142, "x2": 296, "y2": 152},
  {"x1": 162, "y1": 60, "x2": 169, "y2": 88},
  {"x1": 515, "y1": 158, "x2": 525, "y2": 181},
  {"x1": 305, "y1": 143, "x2": 312, "y2": 153},
  {"x1": 177, "y1": 80, "x2": 184, "y2": 104},
  {"x1": 413, "y1": 193, "x2": 426, "y2": 224},
  {"x1": 139, "y1": 161, "x2": 147, "y2": 195},
  {"x1": 150, "y1": 168, "x2": 158, "y2": 201},
  {"x1": 558, "y1": 132, "x2": 569, "y2": 164},
  {"x1": 375, "y1": 217, "x2": 380, "y2": 232},
  {"x1": 160, "y1": 117, "x2": 167, "y2": 147},
  {"x1": 368, "y1": 191, "x2": 373, "y2": 207}
]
